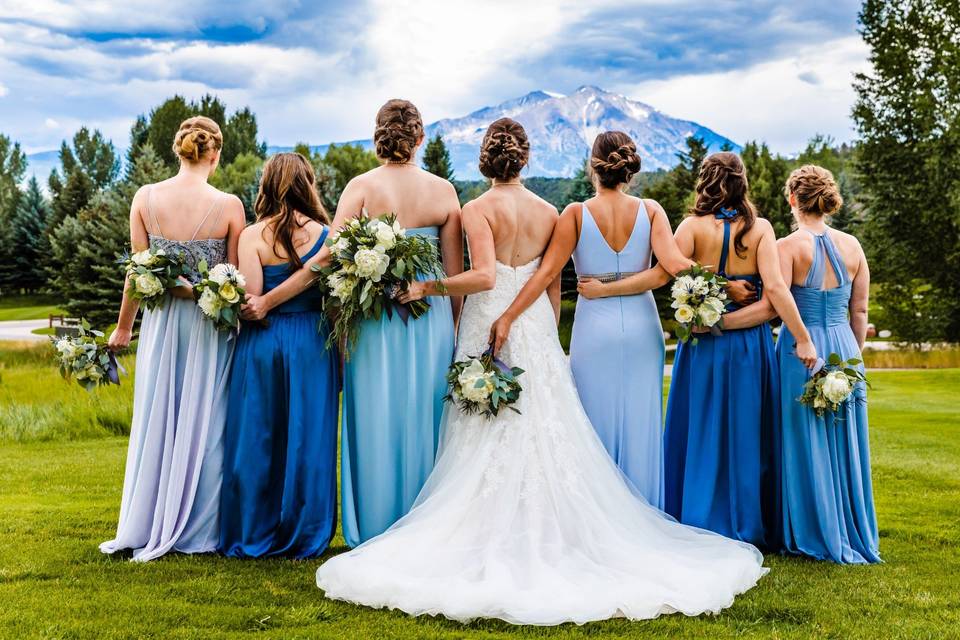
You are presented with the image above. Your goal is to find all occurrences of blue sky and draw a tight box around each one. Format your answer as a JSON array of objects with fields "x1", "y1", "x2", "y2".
[{"x1": 0, "y1": 0, "x2": 867, "y2": 156}]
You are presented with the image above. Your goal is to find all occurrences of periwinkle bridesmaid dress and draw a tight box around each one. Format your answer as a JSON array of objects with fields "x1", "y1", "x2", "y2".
[
  {"x1": 100, "y1": 193, "x2": 232, "y2": 561},
  {"x1": 219, "y1": 229, "x2": 339, "y2": 558},
  {"x1": 340, "y1": 225, "x2": 455, "y2": 548},
  {"x1": 570, "y1": 200, "x2": 666, "y2": 507},
  {"x1": 776, "y1": 230, "x2": 879, "y2": 564},
  {"x1": 664, "y1": 209, "x2": 781, "y2": 549}
]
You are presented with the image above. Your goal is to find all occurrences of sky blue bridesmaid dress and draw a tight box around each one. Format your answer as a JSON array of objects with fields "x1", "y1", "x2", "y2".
[
  {"x1": 219, "y1": 229, "x2": 339, "y2": 559},
  {"x1": 570, "y1": 200, "x2": 666, "y2": 507},
  {"x1": 664, "y1": 209, "x2": 781, "y2": 548},
  {"x1": 340, "y1": 226, "x2": 455, "y2": 548},
  {"x1": 777, "y1": 230, "x2": 879, "y2": 563}
]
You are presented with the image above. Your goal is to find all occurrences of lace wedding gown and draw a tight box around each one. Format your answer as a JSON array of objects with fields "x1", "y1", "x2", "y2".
[{"x1": 316, "y1": 259, "x2": 768, "y2": 625}]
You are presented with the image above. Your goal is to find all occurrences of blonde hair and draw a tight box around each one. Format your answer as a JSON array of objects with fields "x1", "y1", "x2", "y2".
[
  {"x1": 172, "y1": 116, "x2": 223, "y2": 163},
  {"x1": 784, "y1": 164, "x2": 843, "y2": 216}
]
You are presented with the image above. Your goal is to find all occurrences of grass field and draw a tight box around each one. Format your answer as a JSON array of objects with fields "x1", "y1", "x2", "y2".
[
  {"x1": 0, "y1": 295, "x2": 63, "y2": 322},
  {"x1": 1, "y1": 341, "x2": 959, "y2": 639}
]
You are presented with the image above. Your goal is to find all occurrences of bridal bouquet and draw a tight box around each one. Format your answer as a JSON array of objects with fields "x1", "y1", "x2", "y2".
[
  {"x1": 119, "y1": 247, "x2": 188, "y2": 310},
  {"x1": 671, "y1": 264, "x2": 728, "y2": 344},
  {"x1": 315, "y1": 213, "x2": 445, "y2": 350},
  {"x1": 50, "y1": 320, "x2": 122, "y2": 391},
  {"x1": 193, "y1": 260, "x2": 246, "y2": 331},
  {"x1": 798, "y1": 353, "x2": 868, "y2": 419},
  {"x1": 445, "y1": 348, "x2": 524, "y2": 418}
]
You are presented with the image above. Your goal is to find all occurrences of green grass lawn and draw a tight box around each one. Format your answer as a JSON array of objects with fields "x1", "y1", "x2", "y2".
[
  {"x1": 1, "y1": 341, "x2": 958, "y2": 638},
  {"x1": 0, "y1": 295, "x2": 63, "y2": 322}
]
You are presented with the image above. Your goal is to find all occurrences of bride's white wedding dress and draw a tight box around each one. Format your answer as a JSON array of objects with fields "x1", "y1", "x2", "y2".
[{"x1": 316, "y1": 259, "x2": 767, "y2": 625}]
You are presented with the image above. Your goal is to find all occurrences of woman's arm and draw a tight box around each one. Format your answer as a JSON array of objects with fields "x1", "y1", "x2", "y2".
[
  {"x1": 438, "y1": 198, "x2": 464, "y2": 321},
  {"x1": 755, "y1": 223, "x2": 817, "y2": 367},
  {"x1": 237, "y1": 226, "x2": 264, "y2": 297},
  {"x1": 718, "y1": 237, "x2": 793, "y2": 330},
  {"x1": 108, "y1": 188, "x2": 149, "y2": 351},
  {"x1": 849, "y1": 239, "x2": 870, "y2": 351},
  {"x1": 489, "y1": 205, "x2": 576, "y2": 352},
  {"x1": 223, "y1": 196, "x2": 246, "y2": 267},
  {"x1": 648, "y1": 200, "x2": 694, "y2": 275},
  {"x1": 242, "y1": 179, "x2": 364, "y2": 319},
  {"x1": 398, "y1": 202, "x2": 494, "y2": 301},
  {"x1": 548, "y1": 273, "x2": 562, "y2": 324}
]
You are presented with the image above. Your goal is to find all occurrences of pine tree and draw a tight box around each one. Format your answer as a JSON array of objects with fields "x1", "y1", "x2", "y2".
[
  {"x1": 210, "y1": 152, "x2": 263, "y2": 222},
  {"x1": 565, "y1": 159, "x2": 594, "y2": 205},
  {"x1": 422, "y1": 134, "x2": 455, "y2": 182},
  {"x1": 47, "y1": 128, "x2": 119, "y2": 230},
  {"x1": 741, "y1": 141, "x2": 792, "y2": 236},
  {"x1": 9, "y1": 178, "x2": 50, "y2": 292},
  {"x1": 0, "y1": 134, "x2": 27, "y2": 292}
]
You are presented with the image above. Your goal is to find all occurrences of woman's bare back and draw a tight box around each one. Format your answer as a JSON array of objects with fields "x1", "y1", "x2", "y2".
[
  {"x1": 470, "y1": 185, "x2": 558, "y2": 267},
  {"x1": 350, "y1": 165, "x2": 459, "y2": 229},
  {"x1": 683, "y1": 215, "x2": 767, "y2": 276},
  {"x1": 141, "y1": 176, "x2": 234, "y2": 241}
]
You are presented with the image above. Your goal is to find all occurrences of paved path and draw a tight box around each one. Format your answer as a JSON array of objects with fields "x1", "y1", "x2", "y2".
[{"x1": 0, "y1": 319, "x2": 48, "y2": 342}]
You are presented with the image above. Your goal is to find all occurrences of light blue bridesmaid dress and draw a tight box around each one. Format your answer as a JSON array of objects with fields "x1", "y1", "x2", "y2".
[
  {"x1": 570, "y1": 200, "x2": 666, "y2": 507},
  {"x1": 664, "y1": 208, "x2": 781, "y2": 549},
  {"x1": 776, "y1": 230, "x2": 879, "y2": 563},
  {"x1": 100, "y1": 192, "x2": 233, "y2": 561},
  {"x1": 340, "y1": 226, "x2": 455, "y2": 548},
  {"x1": 219, "y1": 229, "x2": 339, "y2": 558}
]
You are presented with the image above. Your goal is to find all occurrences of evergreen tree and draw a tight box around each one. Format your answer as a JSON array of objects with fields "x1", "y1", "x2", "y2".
[
  {"x1": 222, "y1": 107, "x2": 267, "y2": 165},
  {"x1": 47, "y1": 128, "x2": 119, "y2": 230},
  {"x1": 210, "y1": 152, "x2": 264, "y2": 222},
  {"x1": 565, "y1": 159, "x2": 594, "y2": 205},
  {"x1": 294, "y1": 143, "x2": 340, "y2": 214},
  {"x1": 422, "y1": 134, "x2": 455, "y2": 182},
  {"x1": 9, "y1": 178, "x2": 50, "y2": 292},
  {"x1": 323, "y1": 143, "x2": 379, "y2": 197},
  {"x1": 741, "y1": 141, "x2": 792, "y2": 236},
  {"x1": 853, "y1": 0, "x2": 960, "y2": 340},
  {"x1": 0, "y1": 134, "x2": 27, "y2": 293}
]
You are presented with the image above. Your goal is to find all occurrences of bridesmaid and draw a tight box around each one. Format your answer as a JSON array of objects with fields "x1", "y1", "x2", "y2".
[
  {"x1": 773, "y1": 165, "x2": 879, "y2": 563},
  {"x1": 241, "y1": 100, "x2": 462, "y2": 547},
  {"x1": 219, "y1": 153, "x2": 339, "y2": 558},
  {"x1": 662, "y1": 152, "x2": 817, "y2": 549},
  {"x1": 102, "y1": 116, "x2": 246, "y2": 561},
  {"x1": 489, "y1": 131, "x2": 690, "y2": 507}
]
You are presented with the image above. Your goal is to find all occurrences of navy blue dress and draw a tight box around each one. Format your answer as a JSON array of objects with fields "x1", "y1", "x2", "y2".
[
  {"x1": 219, "y1": 229, "x2": 339, "y2": 558},
  {"x1": 664, "y1": 211, "x2": 781, "y2": 549}
]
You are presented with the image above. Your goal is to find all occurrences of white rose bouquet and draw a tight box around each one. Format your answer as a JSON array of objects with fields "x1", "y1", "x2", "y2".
[
  {"x1": 192, "y1": 260, "x2": 247, "y2": 331},
  {"x1": 315, "y1": 212, "x2": 445, "y2": 351},
  {"x1": 798, "y1": 353, "x2": 868, "y2": 420},
  {"x1": 49, "y1": 319, "x2": 123, "y2": 391},
  {"x1": 445, "y1": 348, "x2": 524, "y2": 418},
  {"x1": 119, "y1": 247, "x2": 189, "y2": 310},
  {"x1": 671, "y1": 264, "x2": 728, "y2": 344}
]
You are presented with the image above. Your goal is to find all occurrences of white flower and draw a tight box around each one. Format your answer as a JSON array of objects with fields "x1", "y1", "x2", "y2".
[
  {"x1": 218, "y1": 282, "x2": 241, "y2": 304},
  {"x1": 131, "y1": 250, "x2": 154, "y2": 267},
  {"x1": 392, "y1": 220, "x2": 405, "y2": 238},
  {"x1": 674, "y1": 304, "x2": 695, "y2": 324},
  {"x1": 353, "y1": 246, "x2": 390, "y2": 282},
  {"x1": 457, "y1": 359, "x2": 494, "y2": 404},
  {"x1": 821, "y1": 371, "x2": 853, "y2": 404},
  {"x1": 209, "y1": 263, "x2": 244, "y2": 287},
  {"x1": 813, "y1": 395, "x2": 827, "y2": 409},
  {"x1": 55, "y1": 338, "x2": 72, "y2": 354},
  {"x1": 692, "y1": 278, "x2": 709, "y2": 297},
  {"x1": 328, "y1": 272, "x2": 357, "y2": 302},
  {"x1": 134, "y1": 273, "x2": 163, "y2": 297},
  {"x1": 198, "y1": 288, "x2": 221, "y2": 317},
  {"x1": 331, "y1": 235, "x2": 351, "y2": 256},
  {"x1": 372, "y1": 220, "x2": 397, "y2": 250},
  {"x1": 705, "y1": 296, "x2": 727, "y2": 313},
  {"x1": 698, "y1": 305, "x2": 721, "y2": 327}
]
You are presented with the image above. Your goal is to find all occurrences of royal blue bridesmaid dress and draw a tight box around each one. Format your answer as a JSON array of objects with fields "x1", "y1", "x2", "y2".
[
  {"x1": 340, "y1": 226, "x2": 455, "y2": 548},
  {"x1": 219, "y1": 229, "x2": 339, "y2": 558},
  {"x1": 570, "y1": 200, "x2": 666, "y2": 507},
  {"x1": 664, "y1": 209, "x2": 781, "y2": 548},
  {"x1": 776, "y1": 230, "x2": 880, "y2": 563}
]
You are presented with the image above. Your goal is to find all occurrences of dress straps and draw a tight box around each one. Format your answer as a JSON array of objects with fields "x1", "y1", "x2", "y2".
[
  {"x1": 190, "y1": 195, "x2": 225, "y2": 241},
  {"x1": 146, "y1": 186, "x2": 164, "y2": 238},
  {"x1": 802, "y1": 229, "x2": 848, "y2": 289}
]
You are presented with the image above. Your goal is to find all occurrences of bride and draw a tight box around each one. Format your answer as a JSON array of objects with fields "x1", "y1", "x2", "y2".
[{"x1": 315, "y1": 119, "x2": 768, "y2": 625}]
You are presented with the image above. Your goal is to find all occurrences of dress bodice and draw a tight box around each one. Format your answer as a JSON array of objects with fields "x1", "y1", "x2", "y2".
[
  {"x1": 572, "y1": 201, "x2": 652, "y2": 283},
  {"x1": 149, "y1": 236, "x2": 227, "y2": 283},
  {"x1": 713, "y1": 211, "x2": 762, "y2": 311},
  {"x1": 791, "y1": 230, "x2": 851, "y2": 328},
  {"x1": 262, "y1": 228, "x2": 329, "y2": 315}
]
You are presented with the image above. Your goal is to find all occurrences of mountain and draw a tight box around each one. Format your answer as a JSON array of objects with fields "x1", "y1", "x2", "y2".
[{"x1": 271, "y1": 86, "x2": 738, "y2": 179}]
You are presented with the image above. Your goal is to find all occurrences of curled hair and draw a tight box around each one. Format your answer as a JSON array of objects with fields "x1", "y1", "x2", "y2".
[
  {"x1": 691, "y1": 152, "x2": 758, "y2": 259},
  {"x1": 254, "y1": 153, "x2": 330, "y2": 270},
  {"x1": 478, "y1": 118, "x2": 529, "y2": 180},
  {"x1": 374, "y1": 99, "x2": 423, "y2": 162},
  {"x1": 173, "y1": 116, "x2": 223, "y2": 163},
  {"x1": 589, "y1": 131, "x2": 641, "y2": 189},
  {"x1": 784, "y1": 164, "x2": 843, "y2": 217}
]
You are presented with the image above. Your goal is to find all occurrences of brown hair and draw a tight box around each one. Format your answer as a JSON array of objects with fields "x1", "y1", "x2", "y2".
[
  {"x1": 172, "y1": 116, "x2": 223, "y2": 163},
  {"x1": 590, "y1": 131, "x2": 641, "y2": 189},
  {"x1": 784, "y1": 164, "x2": 843, "y2": 217},
  {"x1": 691, "y1": 152, "x2": 759, "y2": 259},
  {"x1": 254, "y1": 153, "x2": 330, "y2": 269},
  {"x1": 374, "y1": 99, "x2": 423, "y2": 162},
  {"x1": 478, "y1": 118, "x2": 529, "y2": 181}
]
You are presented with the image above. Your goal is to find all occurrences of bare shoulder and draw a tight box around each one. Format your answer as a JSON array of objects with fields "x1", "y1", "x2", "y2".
[
  {"x1": 461, "y1": 197, "x2": 491, "y2": 221},
  {"x1": 239, "y1": 221, "x2": 265, "y2": 247},
  {"x1": 642, "y1": 198, "x2": 668, "y2": 221},
  {"x1": 560, "y1": 201, "x2": 582, "y2": 220},
  {"x1": 526, "y1": 190, "x2": 559, "y2": 217}
]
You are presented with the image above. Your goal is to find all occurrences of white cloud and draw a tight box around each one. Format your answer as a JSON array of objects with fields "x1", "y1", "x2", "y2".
[
  {"x1": 44, "y1": 118, "x2": 59, "y2": 128},
  {"x1": 0, "y1": 82, "x2": 7, "y2": 97}
]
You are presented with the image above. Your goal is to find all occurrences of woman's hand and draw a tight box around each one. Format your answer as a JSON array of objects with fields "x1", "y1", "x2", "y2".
[
  {"x1": 169, "y1": 277, "x2": 195, "y2": 300},
  {"x1": 241, "y1": 294, "x2": 271, "y2": 321},
  {"x1": 396, "y1": 281, "x2": 430, "y2": 305},
  {"x1": 795, "y1": 338, "x2": 818, "y2": 369},
  {"x1": 726, "y1": 279, "x2": 757, "y2": 306},
  {"x1": 489, "y1": 314, "x2": 514, "y2": 355},
  {"x1": 576, "y1": 278, "x2": 607, "y2": 299},
  {"x1": 108, "y1": 326, "x2": 133, "y2": 352}
]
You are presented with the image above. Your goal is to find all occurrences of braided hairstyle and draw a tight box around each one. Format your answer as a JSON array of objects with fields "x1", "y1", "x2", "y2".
[
  {"x1": 691, "y1": 152, "x2": 759, "y2": 259},
  {"x1": 478, "y1": 118, "x2": 530, "y2": 180},
  {"x1": 784, "y1": 164, "x2": 843, "y2": 217},
  {"x1": 374, "y1": 99, "x2": 424, "y2": 163},
  {"x1": 590, "y1": 131, "x2": 641, "y2": 189}
]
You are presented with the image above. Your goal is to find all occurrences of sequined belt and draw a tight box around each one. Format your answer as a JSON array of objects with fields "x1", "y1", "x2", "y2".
[{"x1": 577, "y1": 271, "x2": 640, "y2": 283}]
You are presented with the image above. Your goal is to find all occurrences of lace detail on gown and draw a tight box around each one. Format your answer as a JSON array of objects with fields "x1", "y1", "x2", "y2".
[{"x1": 316, "y1": 258, "x2": 768, "y2": 625}]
